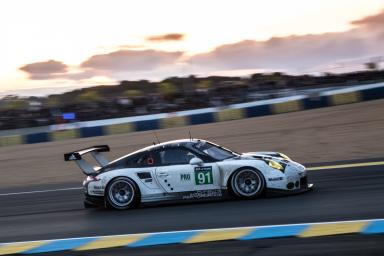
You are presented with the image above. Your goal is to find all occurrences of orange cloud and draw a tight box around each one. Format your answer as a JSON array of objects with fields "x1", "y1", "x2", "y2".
[
  {"x1": 19, "y1": 60, "x2": 67, "y2": 79},
  {"x1": 81, "y1": 49, "x2": 183, "y2": 71},
  {"x1": 146, "y1": 33, "x2": 184, "y2": 42},
  {"x1": 351, "y1": 9, "x2": 384, "y2": 27},
  {"x1": 18, "y1": 10, "x2": 384, "y2": 82},
  {"x1": 189, "y1": 9, "x2": 384, "y2": 72}
]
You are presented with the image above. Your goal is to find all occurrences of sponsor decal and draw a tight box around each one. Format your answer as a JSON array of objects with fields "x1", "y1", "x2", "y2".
[
  {"x1": 90, "y1": 190, "x2": 103, "y2": 195},
  {"x1": 194, "y1": 166, "x2": 213, "y2": 185},
  {"x1": 180, "y1": 173, "x2": 191, "y2": 181},
  {"x1": 268, "y1": 177, "x2": 283, "y2": 181},
  {"x1": 94, "y1": 185, "x2": 105, "y2": 190},
  {"x1": 182, "y1": 189, "x2": 222, "y2": 199}
]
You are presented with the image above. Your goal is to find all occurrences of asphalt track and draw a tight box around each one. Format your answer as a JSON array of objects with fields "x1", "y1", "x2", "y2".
[
  {"x1": 0, "y1": 162, "x2": 383, "y2": 246},
  {"x1": 1, "y1": 99, "x2": 384, "y2": 190}
]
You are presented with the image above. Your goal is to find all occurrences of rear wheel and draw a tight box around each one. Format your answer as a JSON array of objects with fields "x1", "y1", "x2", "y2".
[
  {"x1": 105, "y1": 177, "x2": 140, "y2": 210},
  {"x1": 230, "y1": 168, "x2": 265, "y2": 198}
]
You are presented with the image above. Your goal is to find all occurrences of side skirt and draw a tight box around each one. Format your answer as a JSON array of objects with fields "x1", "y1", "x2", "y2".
[{"x1": 141, "y1": 189, "x2": 230, "y2": 204}]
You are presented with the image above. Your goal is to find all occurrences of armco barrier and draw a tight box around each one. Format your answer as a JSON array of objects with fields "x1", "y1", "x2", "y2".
[
  {"x1": 1, "y1": 82, "x2": 384, "y2": 146},
  {"x1": 0, "y1": 219, "x2": 383, "y2": 255}
]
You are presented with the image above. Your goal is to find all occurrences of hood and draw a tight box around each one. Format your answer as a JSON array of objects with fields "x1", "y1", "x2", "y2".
[{"x1": 240, "y1": 152, "x2": 289, "y2": 161}]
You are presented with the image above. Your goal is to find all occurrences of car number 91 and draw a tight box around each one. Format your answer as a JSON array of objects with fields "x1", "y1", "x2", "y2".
[{"x1": 194, "y1": 166, "x2": 213, "y2": 185}]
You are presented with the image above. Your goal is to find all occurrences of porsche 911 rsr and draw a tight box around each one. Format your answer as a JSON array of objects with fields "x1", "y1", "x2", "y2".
[{"x1": 64, "y1": 139, "x2": 313, "y2": 210}]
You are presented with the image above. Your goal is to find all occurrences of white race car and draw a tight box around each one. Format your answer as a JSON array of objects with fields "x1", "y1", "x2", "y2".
[{"x1": 64, "y1": 139, "x2": 313, "y2": 210}]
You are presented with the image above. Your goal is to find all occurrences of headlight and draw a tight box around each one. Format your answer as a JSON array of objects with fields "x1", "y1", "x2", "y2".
[{"x1": 268, "y1": 160, "x2": 285, "y2": 171}]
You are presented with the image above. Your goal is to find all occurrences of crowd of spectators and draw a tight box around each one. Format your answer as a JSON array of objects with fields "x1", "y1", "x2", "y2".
[{"x1": 1, "y1": 70, "x2": 383, "y2": 130}]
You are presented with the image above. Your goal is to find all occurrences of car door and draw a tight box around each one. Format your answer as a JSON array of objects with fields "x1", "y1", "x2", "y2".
[{"x1": 155, "y1": 147, "x2": 221, "y2": 193}]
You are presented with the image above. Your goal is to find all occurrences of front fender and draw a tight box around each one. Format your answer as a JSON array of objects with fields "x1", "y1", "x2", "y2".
[{"x1": 218, "y1": 159, "x2": 270, "y2": 188}]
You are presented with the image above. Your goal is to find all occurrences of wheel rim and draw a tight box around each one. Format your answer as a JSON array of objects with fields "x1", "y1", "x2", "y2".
[
  {"x1": 233, "y1": 169, "x2": 262, "y2": 197},
  {"x1": 108, "y1": 180, "x2": 134, "y2": 207}
]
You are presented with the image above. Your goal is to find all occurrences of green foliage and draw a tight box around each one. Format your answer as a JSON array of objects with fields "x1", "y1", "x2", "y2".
[
  {"x1": 46, "y1": 96, "x2": 61, "y2": 107},
  {"x1": 159, "y1": 82, "x2": 177, "y2": 95},
  {"x1": 123, "y1": 89, "x2": 143, "y2": 98},
  {"x1": 196, "y1": 80, "x2": 211, "y2": 90},
  {"x1": 76, "y1": 91, "x2": 104, "y2": 103},
  {"x1": 3, "y1": 100, "x2": 27, "y2": 110}
]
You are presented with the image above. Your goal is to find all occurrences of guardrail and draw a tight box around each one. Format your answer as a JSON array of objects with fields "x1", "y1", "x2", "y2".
[{"x1": 1, "y1": 82, "x2": 383, "y2": 147}]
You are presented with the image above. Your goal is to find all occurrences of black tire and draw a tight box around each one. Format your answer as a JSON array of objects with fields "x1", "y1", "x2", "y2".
[
  {"x1": 105, "y1": 177, "x2": 140, "y2": 210},
  {"x1": 230, "y1": 167, "x2": 265, "y2": 199}
]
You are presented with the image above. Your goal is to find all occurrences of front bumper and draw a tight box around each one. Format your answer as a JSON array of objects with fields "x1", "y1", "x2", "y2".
[
  {"x1": 266, "y1": 183, "x2": 314, "y2": 197},
  {"x1": 84, "y1": 194, "x2": 104, "y2": 207}
]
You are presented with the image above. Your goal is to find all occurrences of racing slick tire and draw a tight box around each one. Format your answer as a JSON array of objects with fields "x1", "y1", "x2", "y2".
[
  {"x1": 230, "y1": 167, "x2": 265, "y2": 199},
  {"x1": 105, "y1": 177, "x2": 140, "y2": 210}
]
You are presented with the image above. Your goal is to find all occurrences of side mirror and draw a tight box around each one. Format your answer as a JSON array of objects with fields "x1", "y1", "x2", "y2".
[{"x1": 189, "y1": 157, "x2": 203, "y2": 166}]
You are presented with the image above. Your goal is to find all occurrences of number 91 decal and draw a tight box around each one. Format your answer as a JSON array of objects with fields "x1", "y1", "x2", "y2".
[{"x1": 194, "y1": 166, "x2": 213, "y2": 185}]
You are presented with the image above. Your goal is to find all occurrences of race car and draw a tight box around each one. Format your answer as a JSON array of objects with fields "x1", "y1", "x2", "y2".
[{"x1": 64, "y1": 139, "x2": 313, "y2": 210}]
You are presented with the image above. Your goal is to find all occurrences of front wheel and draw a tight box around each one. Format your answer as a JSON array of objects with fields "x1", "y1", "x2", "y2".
[
  {"x1": 105, "y1": 177, "x2": 140, "y2": 210},
  {"x1": 230, "y1": 168, "x2": 265, "y2": 198}
]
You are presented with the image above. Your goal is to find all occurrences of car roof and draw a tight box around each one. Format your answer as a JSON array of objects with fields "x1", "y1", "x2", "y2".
[
  {"x1": 139, "y1": 138, "x2": 207, "y2": 152},
  {"x1": 109, "y1": 138, "x2": 209, "y2": 165}
]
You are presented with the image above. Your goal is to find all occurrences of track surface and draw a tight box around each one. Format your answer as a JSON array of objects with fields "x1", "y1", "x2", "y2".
[
  {"x1": 0, "y1": 99, "x2": 383, "y2": 189},
  {"x1": 0, "y1": 164, "x2": 383, "y2": 243},
  {"x1": 0, "y1": 100, "x2": 383, "y2": 255}
]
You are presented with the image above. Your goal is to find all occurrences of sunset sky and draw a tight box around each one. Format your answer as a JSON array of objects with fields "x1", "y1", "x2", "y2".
[{"x1": 1, "y1": 0, "x2": 384, "y2": 96}]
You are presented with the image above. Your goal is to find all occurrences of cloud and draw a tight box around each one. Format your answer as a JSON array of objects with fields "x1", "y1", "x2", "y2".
[
  {"x1": 81, "y1": 49, "x2": 183, "y2": 71},
  {"x1": 118, "y1": 44, "x2": 146, "y2": 49},
  {"x1": 146, "y1": 33, "x2": 184, "y2": 42},
  {"x1": 189, "y1": 9, "x2": 384, "y2": 73},
  {"x1": 19, "y1": 60, "x2": 68, "y2": 79},
  {"x1": 19, "y1": 10, "x2": 384, "y2": 82},
  {"x1": 19, "y1": 60, "x2": 100, "y2": 81},
  {"x1": 351, "y1": 9, "x2": 384, "y2": 27}
]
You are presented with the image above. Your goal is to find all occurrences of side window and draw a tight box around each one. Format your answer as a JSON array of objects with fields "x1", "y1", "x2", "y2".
[
  {"x1": 159, "y1": 148, "x2": 198, "y2": 165},
  {"x1": 125, "y1": 151, "x2": 159, "y2": 167}
]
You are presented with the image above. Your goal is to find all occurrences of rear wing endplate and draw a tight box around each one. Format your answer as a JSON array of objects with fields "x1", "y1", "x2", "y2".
[{"x1": 64, "y1": 145, "x2": 110, "y2": 175}]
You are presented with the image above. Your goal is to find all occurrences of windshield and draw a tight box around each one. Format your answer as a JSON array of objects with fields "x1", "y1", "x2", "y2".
[{"x1": 194, "y1": 142, "x2": 237, "y2": 161}]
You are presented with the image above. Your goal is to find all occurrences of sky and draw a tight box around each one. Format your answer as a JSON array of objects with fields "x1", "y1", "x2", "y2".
[{"x1": 1, "y1": 0, "x2": 384, "y2": 96}]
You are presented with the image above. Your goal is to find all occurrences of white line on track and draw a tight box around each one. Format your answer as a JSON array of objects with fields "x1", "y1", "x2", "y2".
[{"x1": 0, "y1": 187, "x2": 82, "y2": 196}]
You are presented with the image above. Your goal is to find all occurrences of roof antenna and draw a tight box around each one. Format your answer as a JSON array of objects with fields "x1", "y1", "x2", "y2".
[
  {"x1": 154, "y1": 131, "x2": 160, "y2": 144},
  {"x1": 189, "y1": 130, "x2": 192, "y2": 141}
]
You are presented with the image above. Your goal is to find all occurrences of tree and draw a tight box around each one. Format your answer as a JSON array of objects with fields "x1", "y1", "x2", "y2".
[
  {"x1": 3, "y1": 99, "x2": 27, "y2": 110},
  {"x1": 46, "y1": 95, "x2": 61, "y2": 108},
  {"x1": 365, "y1": 62, "x2": 378, "y2": 71},
  {"x1": 196, "y1": 80, "x2": 211, "y2": 90},
  {"x1": 123, "y1": 89, "x2": 143, "y2": 98},
  {"x1": 158, "y1": 82, "x2": 177, "y2": 96},
  {"x1": 76, "y1": 91, "x2": 104, "y2": 103}
]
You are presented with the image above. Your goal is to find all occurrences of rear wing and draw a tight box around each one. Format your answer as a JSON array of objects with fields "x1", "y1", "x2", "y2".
[{"x1": 64, "y1": 145, "x2": 110, "y2": 175}]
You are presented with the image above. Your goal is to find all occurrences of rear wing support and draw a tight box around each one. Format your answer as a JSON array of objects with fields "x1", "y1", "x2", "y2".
[{"x1": 64, "y1": 145, "x2": 110, "y2": 175}]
